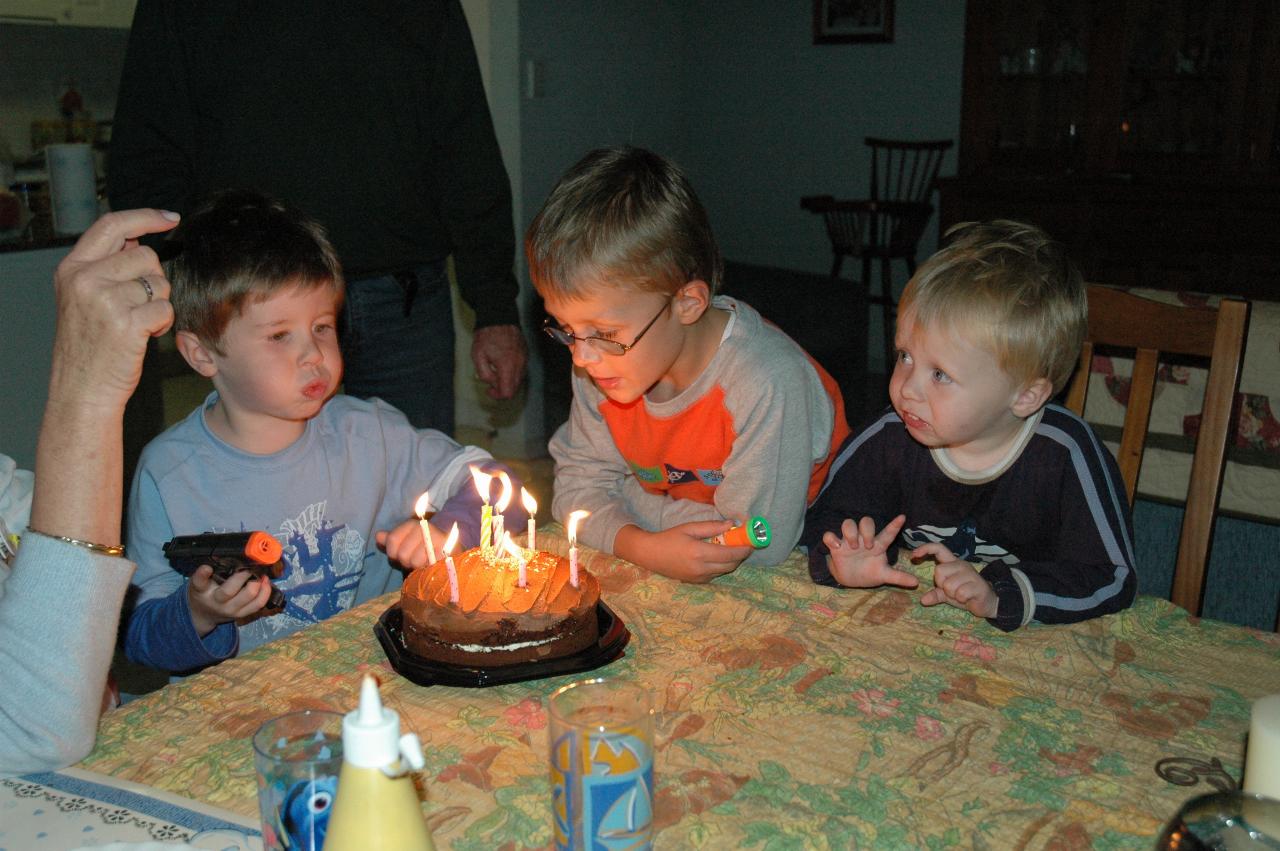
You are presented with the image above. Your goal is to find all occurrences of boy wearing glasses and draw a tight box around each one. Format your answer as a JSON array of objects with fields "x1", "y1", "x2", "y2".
[{"x1": 528, "y1": 147, "x2": 850, "y2": 581}]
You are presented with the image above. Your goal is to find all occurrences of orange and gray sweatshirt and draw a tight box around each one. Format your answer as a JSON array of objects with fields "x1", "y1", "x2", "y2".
[{"x1": 549, "y1": 297, "x2": 851, "y2": 566}]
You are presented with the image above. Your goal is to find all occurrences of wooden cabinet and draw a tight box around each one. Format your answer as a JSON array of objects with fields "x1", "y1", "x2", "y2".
[{"x1": 941, "y1": 0, "x2": 1280, "y2": 298}]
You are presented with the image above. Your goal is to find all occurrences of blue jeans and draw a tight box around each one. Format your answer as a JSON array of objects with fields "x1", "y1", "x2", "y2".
[{"x1": 339, "y1": 260, "x2": 455, "y2": 435}]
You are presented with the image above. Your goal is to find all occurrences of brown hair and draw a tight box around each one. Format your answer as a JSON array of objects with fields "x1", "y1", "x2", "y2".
[
  {"x1": 897, "y1": 220, "x2": 1086, "y2": 393},
  {"x1": 165, "y1": 189, "x2": 343, "y2": 353},
  {"x1": 525, "y1": 146, "x2": 723, "y2": 300}
]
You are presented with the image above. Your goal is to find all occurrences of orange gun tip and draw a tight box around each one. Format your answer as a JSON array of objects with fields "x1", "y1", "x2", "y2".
[{"x1": 245, "y1": 531, "x2": 283, "y2": 564}]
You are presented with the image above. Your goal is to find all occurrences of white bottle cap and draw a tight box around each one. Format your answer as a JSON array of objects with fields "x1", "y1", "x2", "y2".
[{"x1": 342, "y1": 674, "x2": 401, "y2": 769}]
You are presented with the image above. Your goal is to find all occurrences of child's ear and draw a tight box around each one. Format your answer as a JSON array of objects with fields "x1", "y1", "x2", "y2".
[
  {"x1": 673, "y1": 279, "x2": 711, "y2": 326},
  {"x1": 175, "y1": 330, "x2": 219, "y2": 378},
  {"x1": 1011, "y1": 377, "x2": 1054, "y2": 418}
]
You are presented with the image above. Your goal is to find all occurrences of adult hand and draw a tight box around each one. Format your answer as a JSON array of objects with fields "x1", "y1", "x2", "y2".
[
  {"x1": 472, "y1": 324, "x2": 527, "y2": 400},
  {"x1": 48, "y1": 209, "x2": 180, "y2": 412}
]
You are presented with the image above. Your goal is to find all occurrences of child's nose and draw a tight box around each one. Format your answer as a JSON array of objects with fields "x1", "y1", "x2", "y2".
[
  {"x1": 299, "y1": 335, "x2": 324, "y2": 365},
  {"x1": 569, "y1": 339, "x2": 601, "y2": 368},
  {"x1": 899, "y1": 367, "x2": 924, "y2": 400}
]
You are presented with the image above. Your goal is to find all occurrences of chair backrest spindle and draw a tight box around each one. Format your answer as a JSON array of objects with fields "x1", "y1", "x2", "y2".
[{"x1": 1065, "y1": 284, "x2": 1249, "y2": 617}]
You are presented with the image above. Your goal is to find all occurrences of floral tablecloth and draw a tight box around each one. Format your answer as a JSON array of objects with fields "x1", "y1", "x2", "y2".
[{"x1": 81, "y1": 530, "x2": 1280, "y2": 849}]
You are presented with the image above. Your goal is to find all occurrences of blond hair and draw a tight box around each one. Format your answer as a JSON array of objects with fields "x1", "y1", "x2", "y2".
[
  {"x1": 897, "y1": 220, "x2": 1085, "y2": 393},
  {"x1": 525, "y1": 146, "x2": 722, "y2": 300}
]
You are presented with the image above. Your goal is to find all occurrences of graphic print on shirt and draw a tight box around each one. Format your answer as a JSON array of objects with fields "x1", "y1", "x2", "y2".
[
  {"x1": 696, "y1": 468, "x2": 725, "y2": 486},
  {"x1": 902, "y1": 522, "x2": 1020, "y2": 565},
  {"x1": 664, "y1": 464, "x2": 697, "y2": 486},
  {"x1": 628, "y1": 462, "x2": 664, "y2": 485},
  {"x1": 240, "y1": 500, "x2": 364, "y2": 645}
]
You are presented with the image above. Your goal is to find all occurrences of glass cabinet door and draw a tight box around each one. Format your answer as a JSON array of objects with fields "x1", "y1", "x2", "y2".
[
  {"x1": 986, "y1": 0, "x2": 1096, "y2": 173},
  {"x1": 1115, "y1": 0, "x2": 1241, "y2": 172}
]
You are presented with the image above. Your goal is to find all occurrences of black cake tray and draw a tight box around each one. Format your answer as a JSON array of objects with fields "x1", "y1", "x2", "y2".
[{"x1": 374, "y1": 601, "x2": 630, "y2": 688}]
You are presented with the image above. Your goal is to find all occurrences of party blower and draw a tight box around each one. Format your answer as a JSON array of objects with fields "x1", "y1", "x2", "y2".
[{"x1": 710, "y1": 515, "x2": 772, "y2": 549}]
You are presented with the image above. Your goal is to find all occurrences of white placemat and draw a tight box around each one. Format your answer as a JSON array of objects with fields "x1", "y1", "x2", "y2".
[{"x1": 0, "y1": 767, "x2": 261, "y2": 850}]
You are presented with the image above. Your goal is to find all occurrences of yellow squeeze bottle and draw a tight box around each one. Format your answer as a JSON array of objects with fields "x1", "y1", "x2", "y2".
[{"x1": 323, "y1": 674, "x2": 435, "y2": 851}]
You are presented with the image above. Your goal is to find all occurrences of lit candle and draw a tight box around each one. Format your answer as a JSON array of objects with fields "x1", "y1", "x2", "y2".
[
  {"x1": 442, "y1": 522, "x2": 460, "y2": 605},
  {"x1": 413, "y1": 491, "x2": 436, "y2": 566},
  {"x1": 521, "y1": 488, "x2": 537, "y2": 549},
  {"x1": 501, "y1": 531, "x2": 527, "y2": 587},
  {"x1": 1245, "y1": 694, "x2": 1280, "y2": 800},
  {"x1": 469, "y1": 466, "x2": 493, "y2": 559},
  {"x1": 567, "y1": 509, "x2": 590, "y2": 589},
  {"x1": 493, "y1": 471, "x2": 513, "y2": 553}
]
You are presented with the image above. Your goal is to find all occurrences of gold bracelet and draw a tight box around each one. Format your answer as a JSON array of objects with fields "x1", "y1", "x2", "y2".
[{"x1": 25, "y1": 528, "x2": 126, "y2": 558}]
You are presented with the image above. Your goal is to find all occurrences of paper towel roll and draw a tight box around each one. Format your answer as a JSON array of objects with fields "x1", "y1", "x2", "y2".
[{"x1": 46, "y1": 143, "x2": 98, "y2": 235}]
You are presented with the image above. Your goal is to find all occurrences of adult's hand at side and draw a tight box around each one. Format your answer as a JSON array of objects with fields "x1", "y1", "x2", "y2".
[
  {"x1": 31, "y1": 208, "x2": 180, "y2": 546},
  {"x1": 472, "y1": 324, "x2": 527, "y2": 400}
]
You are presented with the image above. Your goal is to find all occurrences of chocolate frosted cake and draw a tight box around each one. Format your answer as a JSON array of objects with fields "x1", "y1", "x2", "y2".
[{"x1": 400, "y1": 546, "x2": 600, "y2": 667}]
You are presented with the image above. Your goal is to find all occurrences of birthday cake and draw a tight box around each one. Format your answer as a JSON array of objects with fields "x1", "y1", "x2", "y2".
[{"x1": 400, "y1": 546, "x2": 601, "y2": 667}]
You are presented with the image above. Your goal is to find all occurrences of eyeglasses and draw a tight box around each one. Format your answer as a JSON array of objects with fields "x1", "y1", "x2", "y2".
[{"x1": 542, "y1": 297, "x2": 672, "y2": 356}]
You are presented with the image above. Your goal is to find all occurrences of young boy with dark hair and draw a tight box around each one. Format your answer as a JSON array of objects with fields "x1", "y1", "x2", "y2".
[
  {"x1": 528, "y1": 146, "x2": 850, "y2": 581},
  {"x1": 124, "y1": 189, "x2": 525, "y2": 673},
  {"x1": 801, "y1": 220, "x2": 1136, "y2": 631}
]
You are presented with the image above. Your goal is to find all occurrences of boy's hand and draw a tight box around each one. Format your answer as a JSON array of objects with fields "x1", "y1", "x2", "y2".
[
  {"x1": 376, "y1": 518, "x2": 441, "y2": 571},
  {"x1": 614, "y1": 520, "x2": 752, "y2": 583},
  {"x1": 187, "y1": 564, "x2": 274, "y2": 637},
  {"x1": 914, "y1": 542, "x2": 998, "y2": 619},
  {"x1": 823, "y1": 514, "x2": 917, "y2": 589}
]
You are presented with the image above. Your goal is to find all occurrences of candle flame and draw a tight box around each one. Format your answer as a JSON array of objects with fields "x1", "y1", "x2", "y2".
[
  {"x1": 443, "y1": 522, "x2": 460, "y2": 555},
  {"x1": 494, "y1": 471, "x2": 514, "y2": 512},
  {"x1": 469, "y1": 465, "x2": 493, "y2": 503},
  {"x1": 521, "y1": 487, "x2": 537, "y2": 515},
  {"x1": 500, "y1": 531, "x2": 524, "y2": 561},
  {"x1": 413, "y1": 491, "x2": 431, "y2": 519},
  {"x1": 567, "y1": 509, "x2": 591, "y2": 543}
]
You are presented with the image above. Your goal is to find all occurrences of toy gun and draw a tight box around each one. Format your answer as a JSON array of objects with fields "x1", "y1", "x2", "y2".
[
  {"x1": 710, "y1": 516, "x2": 772, "y2": 548},
  {"x1": 163, "y1": 531, "x2": 286, "y2": 612}
]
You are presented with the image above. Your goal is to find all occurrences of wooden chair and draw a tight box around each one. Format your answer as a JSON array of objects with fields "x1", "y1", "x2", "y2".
[
  {"x1": 801, "y1": 137, "x2": 953, "y2": 370},
  {"x1": 1064, "y1": 285, "x2": 1249, "y2": 617}
]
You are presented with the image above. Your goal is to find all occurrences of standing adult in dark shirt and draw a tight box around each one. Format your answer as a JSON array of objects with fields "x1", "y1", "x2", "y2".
[{"x1": 107, "y1": 0, "x2": 526, "y2": 435}]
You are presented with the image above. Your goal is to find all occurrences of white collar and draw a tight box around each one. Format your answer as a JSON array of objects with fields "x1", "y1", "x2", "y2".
[{"x1": 930, "y1": 407, "x2": 1044, "y2": 485}]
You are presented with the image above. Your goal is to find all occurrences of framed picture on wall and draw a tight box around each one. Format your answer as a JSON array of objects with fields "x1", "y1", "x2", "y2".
[{"x1": 813, "y1": 0, "x2": 894, "y2": 44}]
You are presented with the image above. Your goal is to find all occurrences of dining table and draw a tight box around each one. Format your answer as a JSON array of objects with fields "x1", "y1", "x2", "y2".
[{"x1": 65, "y1": 526, "x2": 1280, "y2": 849}]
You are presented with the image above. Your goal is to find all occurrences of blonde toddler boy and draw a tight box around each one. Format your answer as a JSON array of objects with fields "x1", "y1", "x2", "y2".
[{"x1": 801, "y1": 220, "x2": 1136, "y2": 630}]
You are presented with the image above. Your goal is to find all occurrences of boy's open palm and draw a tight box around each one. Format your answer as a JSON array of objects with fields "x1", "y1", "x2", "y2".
[
  {"x1": 823, "y1": 514, "x2": 918, "y2": 589},
  {"x1": 915, "y1": 542, "x2": 998, "y2": 619},
  {"x1": 187, "y1": 564, "x2": 274, "y2": 637}
]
